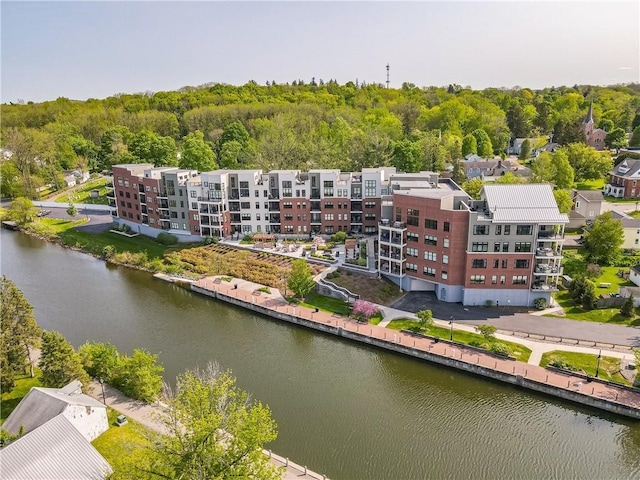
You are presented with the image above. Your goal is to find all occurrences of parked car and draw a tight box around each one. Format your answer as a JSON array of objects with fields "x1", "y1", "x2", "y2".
[{"x1": 36, "y1": 209, "x2": 51, "y2": 217}]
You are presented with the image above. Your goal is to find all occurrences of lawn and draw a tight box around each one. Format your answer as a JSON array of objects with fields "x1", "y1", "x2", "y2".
[
  {"x1": 33, "y1": 218, "x2": 185, "y2": 259},
  {"x1": 92, "y1": 408, "x2": 155, "y2": 479},
  {"x1": 1, "y1": 373, "x2": 41, "y2": 423},
  {"x1": 56, "y1": 177, "x2": 110, "y2": 205},
  {"x1": 575, "y1": 178, "x2": 605, "y2": 191},
  {"x1": 385, "y1": 318, "x2": 532, "y2": 362},
  {"x1": 548, "y1": 290, "x2": 640, "y2": 326},
  {"x1": 300, "y1": 292, "x2": 351, "y2": 316},
  {"x1": 540, "y1": 351, "x2": 632, "y2": 386},
  {"x1": 324, "y1": 269, "x2": 405, "y2": 306},
  {"x1": 561, "y1": 249, "x2": 634, "y2": 295}
]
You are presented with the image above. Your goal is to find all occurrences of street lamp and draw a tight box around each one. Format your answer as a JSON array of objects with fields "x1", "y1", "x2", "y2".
[
  {"x1": 99, "y1": 378, "x2": 106, "y2": 404},
  {"x1": 449, "y1": 316, "x2": 454, "y2": 341},
  {"x1": 595, "y1": 349, "x2": 602, "y2": 378}
]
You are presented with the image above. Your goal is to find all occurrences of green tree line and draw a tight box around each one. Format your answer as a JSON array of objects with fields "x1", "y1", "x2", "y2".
[{"x1": 2, "y1": 81, "x2": 639, "y2": 198}]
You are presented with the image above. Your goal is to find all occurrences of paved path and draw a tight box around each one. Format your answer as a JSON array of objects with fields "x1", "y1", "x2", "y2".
[
  {"x1": 87, "y1": 380, "x2": 327, "y2": 480},
  {"x1": 192, "y1": 277, "x2": 640, "y2": 417}
]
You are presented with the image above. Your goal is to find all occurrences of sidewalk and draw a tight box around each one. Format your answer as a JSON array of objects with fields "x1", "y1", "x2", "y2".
[
  {"x1": 87, "y1": 380, "x2": 327, "y2": 480},
  {"x1": 192, "y1": 277, "x2": 640, "y2": 417}
]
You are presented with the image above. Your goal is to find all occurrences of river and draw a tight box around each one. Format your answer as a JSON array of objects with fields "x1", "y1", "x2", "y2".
[{"x1": 2, "y1": 229, "x2": 639, "y2": 479}]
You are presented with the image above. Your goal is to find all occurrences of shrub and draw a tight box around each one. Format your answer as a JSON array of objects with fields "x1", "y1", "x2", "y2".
[
  {"x1": 549, "y1": 358, "x2": 576, "y2": 371},
  {"x1": 102, "y1": 245, "x2": 116, "y2": 259},
  {"x1": 620, "y1": 295, "x2": 635, "y2": 318},
  {"x1": 240, "y1": 234, "x2": 254, "y2": 244},
  {"x1": 490, "y1": 342, "x2": 512, "y2": 356},
  {"x1": 485, "y1": 299, "x2": 494, "y2": 307},
  {"x1": 533, "y1": 298, "x2": 548, "y2": 310},
  {"x1": 203, "y1": 236, "x2": 219, "y2": 245},
  {"x1": 221, "y1": 276, "x2": 233, "y2": 282},
  {"x1": 585, "y1": 263, "x2": 602, "y2": 279},
  {"x1": 156, "y1": 232, "x2": 178, "y2": 245},
  {"x1": 475, "y1": 324, "x2": 497, "y2": 343},
  {"x1": 351, "y1": 300, "x2": 379, "y2": 321},
  {"x1": 258, "y1": 286, "x2": 271, "y2": 294},
  {"x1": 331, "y1": 231, "x2": 347, "y2": 243}
]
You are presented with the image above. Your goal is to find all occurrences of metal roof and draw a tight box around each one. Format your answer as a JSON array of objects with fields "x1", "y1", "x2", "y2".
[
  {"x1": 0, "y1": 414, "x2": 112, "y2": 480},
  {"x1": 4, "y1": 384, "x2": 105, "y2": 436},
  {"x1": 482, "y1": 184, "x2": 569, "y2": 224}
]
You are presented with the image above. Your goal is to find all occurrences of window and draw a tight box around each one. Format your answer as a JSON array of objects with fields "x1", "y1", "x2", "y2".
[
  {"x1": 494, "y1": 259, "x2": 499, "y2": 268},
  {"x1": 264, "y1": 190, "x2": 268, "y2": 197},
  {"x1": 472, "y1": 242, "x2": 488, "y2": 252},
  {"x1": 504, "y1": 225, "x2": 511, "y2": 235},
  {"x1": 425, "y1": 235, "x2": 437, "y2": 246},
  {"x1": 365, "y1": 202, "x2": 376, "y2": 209},
  {"x1": 325, "y1": 213, "x2": 334, "y2": 221},
  {"x1": 502, "y1": 259, "x2": 508, "y2": 268},
  {"x1": 241, "y1": 202, "x2": 250, "y2": 209},
  {"x1": 515, "y1": 242, "x2": 532, "y2": 252},
  {"x1": 406, "y1": 247, "x2": 419, "y2": 257},
  {"x1": 515, "y1": 259, "x2": 530, "y2": 269},
  {"x1": 125, "y1": 191, "x2": 131, "y2": 198},
  {"x1": 395, "y1": 207, "x2": 402, "y2": 222},
  {"x1": 365, "y1": 213, "x2": 376, "y2": 221},
  {"x1": 443, "y1": 238, "x2": 449, "y2": 248},
  {"x1": 171, "y1": 222, "x2": 179, "y2": 229},
  {"x1": 472, "y1": 259, "x2": 487, "y2": 268},
  {"x1": 444, "y1": 222, "x2": 450, "y2": 232},
  {"x1": 516, "y1": 225, "x2": 532, "y2": 235},
  {"x1": 441, "y1": 271, "x2": 448, "y2": 280},
  {"x1": 407, "y1": 209, "x2": 420, "y2": 226},
  {"x1": 406, "y1": 263, "x2": 418, "y2": 272},
  {"x1": 495, "y1": 225, "x2": 502, "y2": 235},
  {"x1": 407, "y1": 232, "x2": 419, "y2": 242},
  {"x1": 512, "y1": 275, "x2": 528, "y2": 285},
  {"x1": 500, "y1": 275, "x2": 506, "y2": 285},
  {"x1": 169, "y1": 200, "x2": 176, "y2": 207},
  {"x1": 256, "y1": 214, "x2": 261, "y2": 221},
  {"x1": 423, "y1": 267, "x2": 436, "y2": 277},
  {"x1": 284, "y1": 214, "x2": 293, "y2": 220},
  {"x1": 442, "y1": 255, "x2": 449, "y2": 264},
  {"x1": 284, "y1": 225, "x2": 294, "y2": 233},
  {"x1": 503, "y1": 242, "x2": 509, "y2": 252},
  {"x1": 241, "y1": 213, "x2": 251, "y2": 221},
  {"x1": 492, "y1": 275, "x2": 497, "y2": 284},
  {"x1": 191, "y1": 202, "x2": 197, "y2": 209},
  {"x1": 365, "y1": 180, "x2": 376, "y2": 197},
  {"x1": 424, "y1": 251, "x2": 437, "y2": 262},
  {"x1": 425, "y1": 219, "x2": 438, "y2": 230},
  {"x1": 338, "y1": 203, "x2": 342, "y2": 209},
  {"x1": 470, "y1": 275, "x2": 485, "y2": 285},
  {"x1": 324, "y1": 202, "x2": 334, "y2": 209},
  {"x1": 323, "y1": 181, "x2": 334, "y2": 196},
  {"x1": 190, "y1": 190, "x2": 197, "y2": 198},
  {"x1": 494, "y1": 242, "x2": 501, "y2": 252},
  {"x1": 283, "y1": 202, "x2": 293, "y2": 209},
  {"x1": 474, "y1": 225, "x2": 489, "y2": 235}
]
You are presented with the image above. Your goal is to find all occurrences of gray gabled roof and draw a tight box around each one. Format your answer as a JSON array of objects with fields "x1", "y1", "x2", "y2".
[
  {"x1": 3, "y1": 384, "x2": 105, "y2": 436},
  {"x1": 481, "y1": 184, "x2": 569, "y2": 224},
  {"x1": 610, "y1": 158, "x2": 640, "y2": 178},
  {"x1": 0, "y1": 414, "x2": 112, "y2": 480},
  {"x1": 573, "y1": 190, "x2": 604, "y2": 202},
  {"x1": 610, "y1": 211, "x2": 640, "y2": 228}
]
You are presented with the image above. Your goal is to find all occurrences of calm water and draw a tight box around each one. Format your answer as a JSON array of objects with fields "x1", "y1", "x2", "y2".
[{"x1": 2, "y1": 230, "x2": 640, "y2": 479}]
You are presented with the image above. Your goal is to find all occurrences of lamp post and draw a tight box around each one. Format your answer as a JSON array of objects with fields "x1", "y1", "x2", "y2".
[
  {"x1": 449, "y1": 316, "x2": 454, "y2": 341},
  {"x1": 99, "y1": 378, "x2": 106, "y2": 405},
  {"x1": 595, "y1": 349, "x2": 602, "y2": 378}
]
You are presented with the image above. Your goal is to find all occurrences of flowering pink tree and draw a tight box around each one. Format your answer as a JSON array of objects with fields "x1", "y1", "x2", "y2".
[{"x1": 351, "y1": 300, "x2": 379, "y2": 322}]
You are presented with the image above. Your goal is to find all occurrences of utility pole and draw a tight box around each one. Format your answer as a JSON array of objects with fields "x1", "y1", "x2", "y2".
[{"x1": 386, "y1": 63, "x2": 390, "y2": 89}]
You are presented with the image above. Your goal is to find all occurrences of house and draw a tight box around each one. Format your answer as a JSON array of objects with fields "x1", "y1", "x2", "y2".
[
  {"x1": 604, "y1": 158, "x2": 640, "y2": 199},
  {"x1": 63, "y1": 173, "x2": 77, "y2": 187},
  {"x1": 609, "y1": 211, "x2": 640, "y2": 251},
  {"x1": 3, "y1": 380, "x2": 109, "y2": 441},
  {"x1": 568, "y1": 190, "x2": 603, "y2": 228},
  {"x1": 628, "y1": 265, "x2": 640, "y2": 287},
  {"x1": 508, "y1": 137, "x2": 546, "y2": 157},
  {"x1": 0, "y1": 414, "x2": 113, "y2": 480},
  {"x1": 582, "y1": 100, "x2": 607, "y2": 151}
]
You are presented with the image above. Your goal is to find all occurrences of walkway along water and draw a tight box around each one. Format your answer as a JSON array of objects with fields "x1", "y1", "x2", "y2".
[{"x1": 190, "y1": 276, "x2": 640, "y2": 420}]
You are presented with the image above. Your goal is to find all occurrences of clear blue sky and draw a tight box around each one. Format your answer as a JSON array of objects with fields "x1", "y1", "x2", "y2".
[{"x1": 1, "y1": 1, "x2": 639, "y2": 103}]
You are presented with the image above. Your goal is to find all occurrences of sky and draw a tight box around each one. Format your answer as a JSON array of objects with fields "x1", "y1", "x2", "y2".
[{"x1": 1, "y1": 1, "x2": 639, "y2": 103}]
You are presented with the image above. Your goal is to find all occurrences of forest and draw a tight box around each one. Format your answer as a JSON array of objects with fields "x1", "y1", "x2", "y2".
[{"x1": 2, "y1": 79, "x2": 640, "y2": 199}]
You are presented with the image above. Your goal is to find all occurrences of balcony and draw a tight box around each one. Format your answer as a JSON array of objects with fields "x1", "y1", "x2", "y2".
[
  {"x1": 531, "y1": 282, "x2": 558, "y2": 292},
  {"x1": 534, "y1": 264, "x2": 561, "y2": 275},
  {"x1": 269, "y1": 204, "x2": 280, "y2": 212},
  {"x1": 535, "y1": 247, "x2": 561, "y2": 258},
  {"x1": 104, "y1": 183, "x2": 114, "y2": 190},
  {"x1": 537, "y1": 230, "x2": 564, "y2": 241},
  {"x1": 198, "y1": 196, "x2": 222, "y2": 202},
  {"x1": 106, "y1": 191, "x2": 115, "y2": 198}
]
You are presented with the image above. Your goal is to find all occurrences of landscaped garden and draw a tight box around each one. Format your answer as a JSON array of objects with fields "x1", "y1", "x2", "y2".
[
  {"x1": 540, "y1": 350, "x2": 634, "y2": 386},
  {"x1": 324, "y1": 269, "x2": 405, "y2": 306},
  {"x1": 55, "y1": 177, "x2": 110, "y2": 205},
  {"x1": 385, "y1": 318, "x2": 532, "y2": 362}
]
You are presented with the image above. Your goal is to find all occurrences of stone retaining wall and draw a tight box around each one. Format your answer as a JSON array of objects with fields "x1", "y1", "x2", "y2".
[{"x1": 191, "y1": 284, "x2": 640, "y2": 420}]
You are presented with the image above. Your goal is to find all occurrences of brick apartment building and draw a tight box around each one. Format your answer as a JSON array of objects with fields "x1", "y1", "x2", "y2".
[{"x1": 110, "y1": 165, "x2": 567, "y2": 307}]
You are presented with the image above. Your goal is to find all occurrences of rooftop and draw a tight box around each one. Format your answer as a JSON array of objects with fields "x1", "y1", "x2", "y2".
[{"x1": 481, "y1": 184, "x2": 569, "y2": 224}]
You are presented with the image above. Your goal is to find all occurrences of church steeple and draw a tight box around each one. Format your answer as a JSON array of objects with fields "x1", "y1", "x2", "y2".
[{"x1": 583, "y1": 100, "x2": 594, "y2": 125}]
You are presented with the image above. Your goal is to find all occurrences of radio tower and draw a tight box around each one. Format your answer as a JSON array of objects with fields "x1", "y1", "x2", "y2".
[{"x1": 386, "y1": 63, "x2": 390, "y2": 89}]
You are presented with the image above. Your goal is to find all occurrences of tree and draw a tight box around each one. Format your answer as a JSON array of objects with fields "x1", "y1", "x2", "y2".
[
  {"x1": 78, "y1": 341, "x2": 120, "y2": 380},
  {"x1": 605, "y1": 127, "x2": 627, "y2": 151},
  {"x1": 128, "y1": 130, "x2": 178, "y2": 167},
  {"x1": 112, "y1": 349, "x2": 164, "y2": 403},
  {"x1": 351, "y1": 300, "x2": 379, "y2": 322},
  {"x1": 630, "y1": 126, "x2": 640, "y2": 148},
  {"x1": 495, "y1": 172, "x2": 525, "y2": 184},
  {"x1": 179, "y1": 130, "x2": 217, "y2": 171},
  {"x1": 220, "y1": 120, "x2": 250, "y2": 149},
  {"x1": 598, "y1": 118, "x2": 614, "y2": 132},
  {"x1": 219, "y1": 140, "x2": 243, "y2": 169},
  {"x1": 287, "y1": 259, "x2": 316, "y2": 300},
  {"x1": 471, "y1": 129, "x2": 493, "y2": 157},
  {"x1": 518, "y1": 139, "x2": 531, "y2": 161},
  {"x1": 391, "y1": 139, "x2": 422, "y2": 172},
  {"x1": 39, "y1": 331, "x2": 89, "y2": 389},
  {"x1": 0, "y1": 277, "x2": 41, "y2": 391},
  {"x1": 461, "y1": 134, "x2": 477, "y2": 156},
  {"x1": 620, "y1": 295, "x2": 635, "y2": 318},
  {"x1": 451, "y1": 159, "x2": 466, "y2": 184},
  {"x1": 462, "y1": 178, "x2": 484, "y2": 200},
  {"x1": 552, "y1": 150, "x2": 575, "y2": 189},
  {"x1": 8, "y1": 197, "x2": 37, "y2": 225},
  {"x1": 66, "y1": 202, "x2": 77, "y2": 218},
  {"x1": 149, "y1": 362, "x2": 281, "y2": 480},
  {"x1": 416, "y1": 309, "x2": 434, "y2": 332},
  {"x1": 583, "y1": 211, "x2": 624, "y2": 265},
  {"x1": 530, "y1": 151, "x2": 555, "y2": 184},
  {"x1": 561, "y1": 143, "x2": 612, "y2": 182},
  {"x1": 475, "y1": 324, "x2": 497, "y2": 344},
  {"x1": 553, "y1": 189, "x2": 572, "y2": 214}
]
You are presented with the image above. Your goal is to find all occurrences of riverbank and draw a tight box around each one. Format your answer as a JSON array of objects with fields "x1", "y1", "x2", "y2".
[{"x1": 191, "y1": 276, "x2": 640, "y2": 420}]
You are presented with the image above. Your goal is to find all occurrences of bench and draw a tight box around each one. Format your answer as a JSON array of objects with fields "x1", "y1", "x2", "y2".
[{"x1": 598, "y1": 282, "x2": 611, "y2": 288}]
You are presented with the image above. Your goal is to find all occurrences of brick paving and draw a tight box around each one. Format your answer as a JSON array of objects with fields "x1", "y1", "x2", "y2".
[{"x1": 193, "y1": 276, "x2": 640, "y2": 416}]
